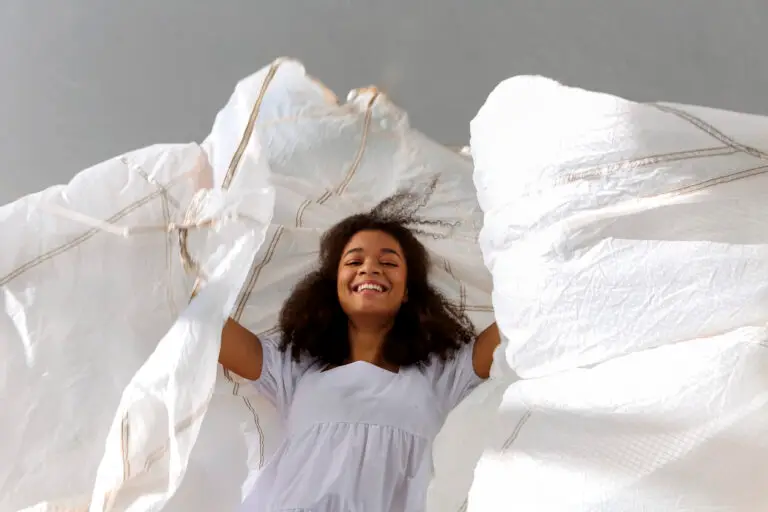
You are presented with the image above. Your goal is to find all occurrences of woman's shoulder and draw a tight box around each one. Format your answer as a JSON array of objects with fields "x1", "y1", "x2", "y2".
[
  {"x1": 413, "y1": 340, "x2": 471, "y2": 375},
  {"x1": 259, "y1": 332, "x2": 322, "y2": 375}
]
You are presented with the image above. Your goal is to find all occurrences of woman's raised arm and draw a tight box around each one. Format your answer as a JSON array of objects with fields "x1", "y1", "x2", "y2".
[
  {"x1": 473, "y1": 322, "x2": 501, "y2": 379},
  {"x1": 219, "y1": 318, "x2": 264, "y2": 380}
]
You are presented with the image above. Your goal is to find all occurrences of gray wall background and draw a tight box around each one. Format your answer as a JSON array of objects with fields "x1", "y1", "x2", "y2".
[{"x1": 2, "y1": 0, "x2": 767, "y2": 204}]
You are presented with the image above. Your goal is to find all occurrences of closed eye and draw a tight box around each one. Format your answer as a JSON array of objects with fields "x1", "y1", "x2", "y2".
[
  {"x1": 382, "y1": 262, "x2": 398, "y2": 267},
  {"x1": 345, "y1": 260, "x2": 362, "y2": 266}
]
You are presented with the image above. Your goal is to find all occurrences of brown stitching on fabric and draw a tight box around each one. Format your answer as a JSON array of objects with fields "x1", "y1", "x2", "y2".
[
  {"x1": 258, "y1": 325, "x2": 282, "y2": 339},
  {"x1": 185, "y1": 57, "x2": 283, "y2": 295},
  {"x1": 443, "y1": 259, "x2": 464, "y2": 313},
  {"x1": 651, "y1": 103, "x2": 768, "y2": 161},
  {"x1": 0, "y1": 189, "x2": 164, "y2": 286},
  {"x1": 177, "y1": 192, "x2": 208, "y2": 279},
  {"x1": 501, "y1": 409, "x2": 533, "y2": 452},
  {"x1": 183, "y1": 60, "x2": 285, "y2": 299},
  {"x1": 1, "y1": 159, "x2": 200, "y2": 511},
  {"x1": 297, "y1": 88, "x2": 378, "y2": 228},
  {"x1": 297, "y1": 190, "x2": 333, "y2": 227},
  {"x1": 119, "y1": 155, "x2": 181, "y2": 317},
  {"x1": 223, "y1": 368, "x2": 244, "y2": 408},
  {"x1": 159, "y1": 192, "x2": 178, "y2": 318},
  {"x1": 241, "y1": 396, "x2": 267, "y2": 468},
  {"x1": 221, "y1": 59, "x2": 285, "y2": 190},
  {"x1": 183, "y1": 60, "x2": 286, "y2": 474},
  {"x1": 177, "y1": 228, "x2": 197, "y2": 276},
  {"x1": 142, "y1": 443, "x2": 166, "y2": 473},
  {"x1": 120, "y1": 156, "x2": 182, "y2": 210},
  {"x1": 331, "y1": 92, "x2": 379, "y2": 198},
  {"x1": 232, "y1": 226, "x2": 286, "y2": 320},
  {"x1": 229, "y1": 231, "x2": 272, "y2": 320},
  {"x1": 661, "y1": 163, "x2": 768, "y2": 196},
  {"x1": 109, "y1": 393, "x2": 213, "y2": 499},
  {"x1": 100, "y1": 490, "x2": 116, "y2": 512},
  {"x1": 295, "y1": 199, "x2": 312, "y2": 228},
  {"x1": 120, "y1": 415, "x2": 131, "y2": 482},
  {"x1": 220, "y1": 322, "x2": 282, "y2": 459},
  {"x1": 220, "y1": 363, "x2": 269, "y2": 465},
  {"x1": 204, "y1": 103, "x2": 415, "y2": 145},
  {"x1": 560, "y1": 146, "x2": 736, "y2": 184},
  {"x1": 176, "y1": 398, "x2": 211, "y2": 432},
  {"x1": 441, "y1": 257, "x2": 487, "y2": 315},
  {"x1": 316, "y1": 189, "x2": 333, "y2": 204},
  {"x1": 464, "y1": 305, "x2": 494, "y2": 313},
  {"x1": 132, "y1": 373, "x2": 219, "y2": 474},
  {"x1": 1, "y1": 162, "x2": 198, "y2": 286},
  {"x1": 153, "y1": 394, "x2": 210, "y2": 458}
]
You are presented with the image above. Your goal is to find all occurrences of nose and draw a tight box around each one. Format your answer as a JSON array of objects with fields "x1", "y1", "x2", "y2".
[{"x1": 358, "y1": 260, "x2": 381, "y2": 276}]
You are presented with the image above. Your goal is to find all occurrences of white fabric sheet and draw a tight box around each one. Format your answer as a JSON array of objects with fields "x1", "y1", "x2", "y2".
[
  {"x1": 1, "y1": 59, "x2": 496, "y2": 511},
  {"x1": 0, "y1": 142, "x2": 274, "y2": 511},
  {"x1": 6, "y1": 62, "x2": 765, "y2": 512},
  {"x1": 468, "y1": 75, "x2": 768, "y2": 511}
]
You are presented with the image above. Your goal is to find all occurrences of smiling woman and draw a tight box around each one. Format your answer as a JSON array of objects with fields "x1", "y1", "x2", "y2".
[{"x1": 218, "y1": 207, "x2": 500, "y2": 511}]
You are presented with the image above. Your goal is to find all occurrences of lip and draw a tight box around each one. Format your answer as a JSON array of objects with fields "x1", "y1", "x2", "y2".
[{"x1": 351, "y1": 280, "x2": 389, "y2": 293}]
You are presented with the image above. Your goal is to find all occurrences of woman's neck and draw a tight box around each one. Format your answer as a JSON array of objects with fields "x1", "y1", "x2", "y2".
[{"x1": 347, "y1": 319, "x2": 391, "y2": 366}]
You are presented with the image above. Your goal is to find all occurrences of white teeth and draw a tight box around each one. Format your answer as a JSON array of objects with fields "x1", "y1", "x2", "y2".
[{"x1": 356, "y1": 283, "x2": 384, "y2": 292}]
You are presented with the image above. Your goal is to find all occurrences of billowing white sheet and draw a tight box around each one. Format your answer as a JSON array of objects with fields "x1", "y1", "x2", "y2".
[
  {"x1": 1, "y1": 59, "x2": 496, "y2": 511},
  {"x1": 6, "y1": 62, "x2": 766, "y2": 512},
  {"x1": 469, "y1": 76, "x2": 768, "y2": 511},
  {"x1": 0, "y1": 143, "x2": 274, "y2": 511}
]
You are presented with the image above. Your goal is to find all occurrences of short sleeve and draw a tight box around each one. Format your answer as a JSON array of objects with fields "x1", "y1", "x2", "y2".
[
  {"x1": 250, "y1": 335, "x2": 312, "y2": 416},
  {"x1": 425, "y1": 340, "x2": 484, "y2": 414}
]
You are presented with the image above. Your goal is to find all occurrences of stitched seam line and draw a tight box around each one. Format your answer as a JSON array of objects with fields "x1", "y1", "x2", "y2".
[
  {"x1": 652, "y1": 103, "x2": 768, "y2": 160},
  {"x1": 0, "y1": 189, "x2": 164, "y2": 286}
]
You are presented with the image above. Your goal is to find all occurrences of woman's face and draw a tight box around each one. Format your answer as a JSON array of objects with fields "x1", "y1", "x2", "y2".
[{"x1": 337, "y1": 229, "x2": 408, "y2": 320}]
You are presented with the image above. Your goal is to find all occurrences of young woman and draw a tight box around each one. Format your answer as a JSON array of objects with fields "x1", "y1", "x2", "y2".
[{"x1": 220, "y1": 211, "x2": 500, "y2": 511}]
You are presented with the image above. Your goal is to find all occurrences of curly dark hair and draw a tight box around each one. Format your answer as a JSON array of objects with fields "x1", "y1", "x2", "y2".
[{"x1": 277, "y1": 209, "x2": 475, "y2": 368}]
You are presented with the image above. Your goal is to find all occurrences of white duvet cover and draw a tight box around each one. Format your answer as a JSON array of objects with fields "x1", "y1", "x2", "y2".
[
  {"x1": 468, "y1": 75, "x2": 768, "y2": 511},
  {"x1": 2, "y1": 62, "x2": 766, "y2": 512},
  {"x1": 0, "y1": 59, "x2": 494, "y2": 511}
]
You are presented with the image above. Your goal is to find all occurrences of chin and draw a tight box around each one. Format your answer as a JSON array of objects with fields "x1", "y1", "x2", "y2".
[
  {"x1": 351, "y1": 306, "x2": 391, "y2": 316},
  {"x1": 345, "y1": 302, "x2": 399, "y2": 318}
]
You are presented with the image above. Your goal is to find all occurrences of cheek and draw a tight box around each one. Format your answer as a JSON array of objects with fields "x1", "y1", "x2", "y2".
[
  {"x1": 337, "y1": 269, "x2": 352, "y2": 290},
  {"x1": 392, "y1": 270, "x2": 408, "y2": 292}
]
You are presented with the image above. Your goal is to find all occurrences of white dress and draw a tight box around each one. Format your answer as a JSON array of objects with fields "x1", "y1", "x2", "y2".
[{"x1": 239, "y1": 336, "x2": 482, "y2": 512}]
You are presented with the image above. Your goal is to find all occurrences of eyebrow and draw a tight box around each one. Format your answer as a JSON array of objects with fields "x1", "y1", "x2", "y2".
[{"x1": 343, "y1": 247, "x2": 402, "y2": 258}]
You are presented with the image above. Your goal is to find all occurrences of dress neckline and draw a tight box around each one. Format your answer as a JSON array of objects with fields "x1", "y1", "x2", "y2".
[{"x1": 321, "y1": 360, "x2": 401, "y2": 375}]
